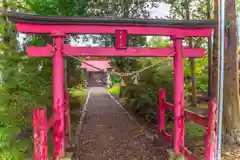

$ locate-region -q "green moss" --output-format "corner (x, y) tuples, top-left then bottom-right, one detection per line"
(108, 84), (121, 95)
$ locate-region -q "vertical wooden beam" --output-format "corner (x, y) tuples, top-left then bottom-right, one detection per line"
(52, 32), (66, 159)
(172, 36), (185, 153)
(158, 88), (166, 135)
(33, 108), (48, 160)
(205, 99), (217, 160)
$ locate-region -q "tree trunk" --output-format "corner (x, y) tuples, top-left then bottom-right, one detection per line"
(223, 0), (240, 145)
(207, 0), (213, 98)
(208, 39), (213, 99)
(185, 0), (197, 107)
(67, 58), (78, 88)
(211, 0), (219, 100)
(2, 0), (9, 45)
(189, 50), (198, 106)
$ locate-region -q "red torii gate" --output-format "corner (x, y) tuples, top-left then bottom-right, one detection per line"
(2, 11), (216, 160)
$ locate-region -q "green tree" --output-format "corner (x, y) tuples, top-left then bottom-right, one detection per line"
(0, 0), (91, 159)
(162, 0), (210, 106)
(148, 36), (171, 48)
(0, 0), (52, 159)
(86, 0), (160, 97)
(27, 0), (90, 88)
(121, 37), (173, 122)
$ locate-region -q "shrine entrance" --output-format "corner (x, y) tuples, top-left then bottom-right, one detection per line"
(81, 59), (111, 87)
(2, 11), (217, 160)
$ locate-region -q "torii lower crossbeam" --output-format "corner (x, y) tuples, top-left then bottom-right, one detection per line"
(26, 45), (205, 57)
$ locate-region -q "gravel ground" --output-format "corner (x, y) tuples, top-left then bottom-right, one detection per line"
(74, 87), (166, 160)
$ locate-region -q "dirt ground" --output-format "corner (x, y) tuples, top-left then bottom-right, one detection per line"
(73, 87), (168, 160)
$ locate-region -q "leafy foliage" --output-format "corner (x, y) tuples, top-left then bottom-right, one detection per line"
(0, 0), (89, 159)
(0, 29), (52, 160)
(121, 57), (174, 122)
(119, 34), (208, 122)
(27, 0), (89, 16)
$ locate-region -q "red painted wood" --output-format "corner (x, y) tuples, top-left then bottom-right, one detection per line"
(173, 37), (184, 153)
(61, 45), (175, 57)
(33, 108), (48, 160)
(165, 102), (174, 112)
(163, 99), (217, 160)
(172, 37), (185, 153)
(16, 23), (213, 37)
(52, 34), (65, 159)
(182, 147), (197, 160)
(158, 89), (166, 135)
(184, 110), (207, 127)
(26, 45), (52, 57)
(162, 130), (197, 160)
(162, 131), (172, 143)
(47, 112), (58, 130)
(183, 48), (205, 58)
(163, 101), (207, 127)
(26, 45), (205, 57)
(205, 99), (217, 160)
(115, 30), (127, 49)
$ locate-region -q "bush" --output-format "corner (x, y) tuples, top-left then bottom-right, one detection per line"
(108, 84), (121, 95)
(121, 58), (174, 122)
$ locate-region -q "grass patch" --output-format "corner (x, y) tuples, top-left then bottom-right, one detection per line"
(69, 87), (86, 104)
(166, 120), (205, 138)
(69, 84), (87, 105)
(108, 84), (120, 95)
(68, 85), (87, 143)
(185, 121), (205, 138)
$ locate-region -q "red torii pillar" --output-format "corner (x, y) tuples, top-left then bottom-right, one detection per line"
(172, 36), (185, 152)
(52, 32), (66, 158)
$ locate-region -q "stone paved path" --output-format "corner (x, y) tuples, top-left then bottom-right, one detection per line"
(75, 87), (165, 160)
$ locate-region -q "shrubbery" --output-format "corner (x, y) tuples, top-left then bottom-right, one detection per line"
(119, 58), (174, 122)
(118, 56), (208, 123)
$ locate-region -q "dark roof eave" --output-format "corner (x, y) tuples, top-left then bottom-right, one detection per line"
(0, 11), (217, 28)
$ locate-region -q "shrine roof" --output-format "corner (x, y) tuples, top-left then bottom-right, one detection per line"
(81, 59), (111, 72)
(1, 11), (216, 28)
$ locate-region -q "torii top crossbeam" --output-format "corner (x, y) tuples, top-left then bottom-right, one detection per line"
(2, 11), (216, 36)
(1, 11), (216, 58)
